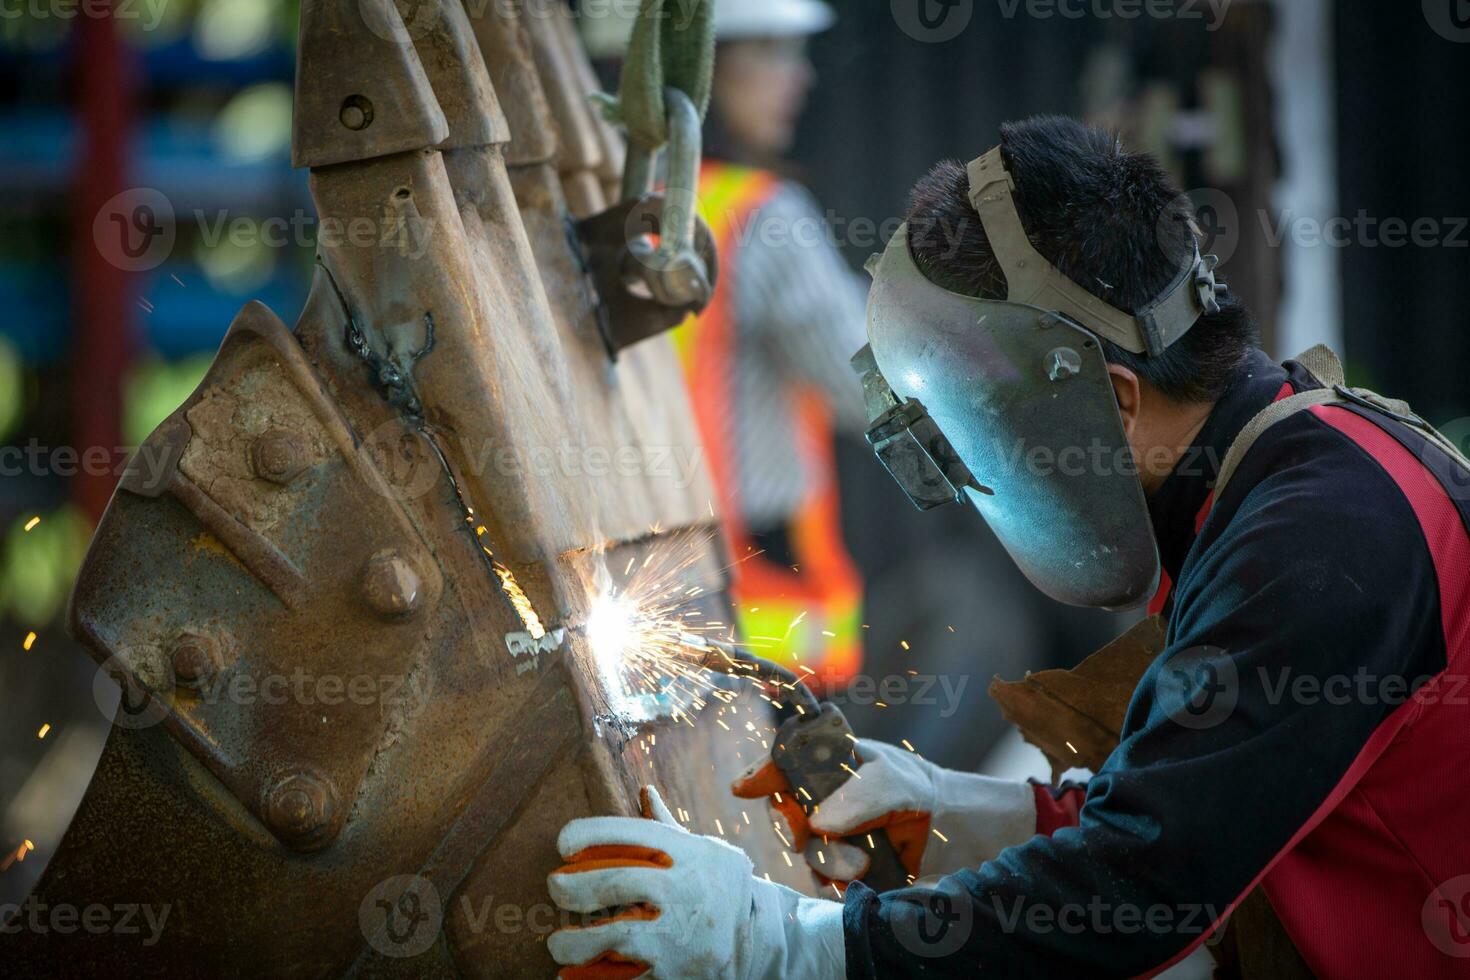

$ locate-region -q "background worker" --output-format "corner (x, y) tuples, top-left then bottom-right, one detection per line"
(546, 116), (1470, 978)
(587, 0), (872, 689)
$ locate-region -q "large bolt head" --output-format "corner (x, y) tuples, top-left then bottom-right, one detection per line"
(251, 429), (309, 484)
(339, 95), (374, 131)
(265, 771), (341, 852)
(361, 552), (422, 618)
(170, 631), (229, 689)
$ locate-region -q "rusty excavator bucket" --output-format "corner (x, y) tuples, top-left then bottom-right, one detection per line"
(9, 1), (798, 975)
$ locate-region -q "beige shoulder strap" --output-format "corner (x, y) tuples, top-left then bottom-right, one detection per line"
(1215, 344), (1469, 500)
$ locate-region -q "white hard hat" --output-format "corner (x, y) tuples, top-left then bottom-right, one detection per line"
(580, 0), (836, 59)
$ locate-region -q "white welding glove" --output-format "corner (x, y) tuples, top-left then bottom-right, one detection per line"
(737, 738), (1038, 884)
(547, 786), (845, 980)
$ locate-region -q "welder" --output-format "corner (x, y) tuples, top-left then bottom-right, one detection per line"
(545, 116), (1470, 978)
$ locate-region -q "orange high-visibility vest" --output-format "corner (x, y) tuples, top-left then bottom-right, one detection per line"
(672, 161), (863, 689)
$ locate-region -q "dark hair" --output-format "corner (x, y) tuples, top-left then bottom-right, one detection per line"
(904, 116), (1256, 403)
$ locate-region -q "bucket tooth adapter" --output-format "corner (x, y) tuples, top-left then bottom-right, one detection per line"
(10, 2), (801, 975)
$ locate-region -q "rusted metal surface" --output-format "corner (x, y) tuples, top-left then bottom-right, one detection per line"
(11, 1), (805, 975)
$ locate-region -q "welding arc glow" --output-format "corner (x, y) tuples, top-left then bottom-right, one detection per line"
(588, 591), (637, 663)
(578, 530), (827, 724)
(580, 531), (748, 722)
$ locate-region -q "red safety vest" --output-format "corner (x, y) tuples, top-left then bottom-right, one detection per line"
(672, 161), (863, 689)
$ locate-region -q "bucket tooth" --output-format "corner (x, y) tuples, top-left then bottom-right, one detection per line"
(461, 0), (557, 167)
(410, 0), (509, 150)
(291, 0), (449, 169)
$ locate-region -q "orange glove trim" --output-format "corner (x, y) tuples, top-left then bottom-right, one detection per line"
(556, 951), (649, 980)
(732, 760), (814, 851)
(736, 760), (934, 881)
(554, 845), (674, 876)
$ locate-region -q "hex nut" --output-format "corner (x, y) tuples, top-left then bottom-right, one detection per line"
(251, 429), (309, 485)
(361, 552), (422, 619)
(169, 631), (231, 689)
(265, 771), (341, 852)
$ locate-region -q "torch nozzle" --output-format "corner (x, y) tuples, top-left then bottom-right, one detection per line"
(677, 632), (822, 714)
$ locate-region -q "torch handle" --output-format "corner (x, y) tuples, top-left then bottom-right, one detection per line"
(689, 644), (912, 890)
(771, 701), (912, 893)
(837, 825), (910, 893)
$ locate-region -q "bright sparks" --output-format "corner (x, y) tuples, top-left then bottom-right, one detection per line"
(23, 516), (40, 532)
(22, 631), (36, 651)
(582, 530), (770, 723)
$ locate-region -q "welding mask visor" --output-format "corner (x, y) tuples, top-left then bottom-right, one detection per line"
(854, 149), (1226, 608)
(856, 225), (1158, 609)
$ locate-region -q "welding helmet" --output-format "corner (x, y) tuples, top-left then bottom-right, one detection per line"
(854, 147), (1222, 609)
